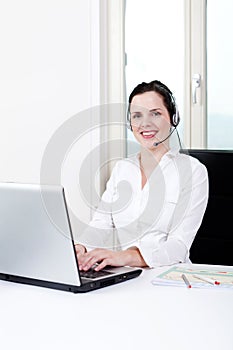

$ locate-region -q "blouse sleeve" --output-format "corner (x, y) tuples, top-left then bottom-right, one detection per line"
(137, 160), (209, 267)
(78, 162), (118, 249)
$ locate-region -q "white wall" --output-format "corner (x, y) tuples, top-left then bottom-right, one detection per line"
(0, 0), (97, 184)
(0, 1), (127, 235)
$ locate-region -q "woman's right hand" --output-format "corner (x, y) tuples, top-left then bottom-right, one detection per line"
(74, 244), (87, 267)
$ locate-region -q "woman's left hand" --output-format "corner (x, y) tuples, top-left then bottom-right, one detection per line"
(78, 247), (147, 271)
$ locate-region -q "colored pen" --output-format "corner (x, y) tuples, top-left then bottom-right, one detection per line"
(193, 274), (220, 285)
(181, 274), (192, 288)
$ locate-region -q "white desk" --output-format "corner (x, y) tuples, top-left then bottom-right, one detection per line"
(1, 265), (233, 350)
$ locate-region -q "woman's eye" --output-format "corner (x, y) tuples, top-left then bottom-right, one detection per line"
(152, 111), (161, 117)
(132, 114), (141, 119)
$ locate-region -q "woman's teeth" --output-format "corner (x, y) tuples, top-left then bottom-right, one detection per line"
(141, 131), (157, 138)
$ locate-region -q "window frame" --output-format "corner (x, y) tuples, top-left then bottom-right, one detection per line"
(184, 0), (207, 148)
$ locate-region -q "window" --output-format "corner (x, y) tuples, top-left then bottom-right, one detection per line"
(125, 0), (185, 154)
(125, 0), (233, 150)
(207, 0), (233, 149)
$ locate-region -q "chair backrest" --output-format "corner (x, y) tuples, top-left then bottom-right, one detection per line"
(182, 149), (233, 265)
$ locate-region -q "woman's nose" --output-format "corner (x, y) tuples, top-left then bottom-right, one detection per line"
(140, 114), (152, 127)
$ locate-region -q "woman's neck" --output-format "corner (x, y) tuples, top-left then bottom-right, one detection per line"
(140, 144), (169, 169)
(139, 144), (169, 189)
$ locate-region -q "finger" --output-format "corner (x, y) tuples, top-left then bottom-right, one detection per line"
(75, 245), (80, 252)
(81, 250), (111, 271)
(80, 249), (111, 270)
(82, 255), (101, 271)
(77, 251), (87, 263)
(80, 249), (104, 266)
(75, 244), (86, 254)
(76, 249), (86, 260)
(94, 259), (110, 271)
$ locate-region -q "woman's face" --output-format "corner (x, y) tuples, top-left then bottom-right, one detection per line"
(130, 91), (171, 150)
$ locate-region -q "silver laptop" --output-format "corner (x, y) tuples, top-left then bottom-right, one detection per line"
(0, 182), (142, 293)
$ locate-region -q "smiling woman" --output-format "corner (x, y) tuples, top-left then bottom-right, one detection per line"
(130, 91), (171, 153)
(75, 80), (209, 272)
(128, 80), (180, 152)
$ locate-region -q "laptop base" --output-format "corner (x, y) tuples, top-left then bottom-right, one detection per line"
(0, 269), (142, 293)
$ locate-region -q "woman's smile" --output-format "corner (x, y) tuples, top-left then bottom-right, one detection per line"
(140, 130), (158, 139)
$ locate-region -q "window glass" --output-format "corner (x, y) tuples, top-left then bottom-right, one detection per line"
(207, 0), (233, 149)
(125, 0), (185, 155)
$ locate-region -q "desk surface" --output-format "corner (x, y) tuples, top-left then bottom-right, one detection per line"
(1, 264), (233, 350)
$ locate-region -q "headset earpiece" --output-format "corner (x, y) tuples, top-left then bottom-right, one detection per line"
(170, 94), (180, 127)
(126, 105), (133, 131)
(126, 120), (132, 130)
(171, 107), (180, 128)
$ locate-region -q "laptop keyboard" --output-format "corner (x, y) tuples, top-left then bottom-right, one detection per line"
(80, 268), (113, 279)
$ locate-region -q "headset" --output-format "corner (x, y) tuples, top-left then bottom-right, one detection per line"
(168, 96), (180, 128)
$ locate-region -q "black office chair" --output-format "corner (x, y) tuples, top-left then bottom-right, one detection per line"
(181, 149), (233, 266)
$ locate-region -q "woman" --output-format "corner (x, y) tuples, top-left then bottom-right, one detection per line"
(75, 80), (209, 271)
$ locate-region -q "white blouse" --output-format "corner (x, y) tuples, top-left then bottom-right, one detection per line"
(79, 149), (209, 267)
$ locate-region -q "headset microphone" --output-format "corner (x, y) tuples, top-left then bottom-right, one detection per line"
(153, 126), (177, 147)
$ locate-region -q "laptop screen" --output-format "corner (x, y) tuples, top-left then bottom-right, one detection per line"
(0, 183), (81, 286)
